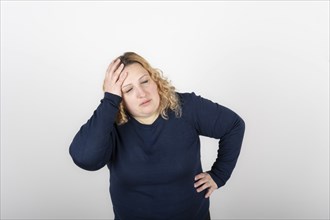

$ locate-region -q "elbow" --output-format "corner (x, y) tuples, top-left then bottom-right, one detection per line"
(69, 144), (105, 171)
(240, 117), (245, 133)
(71, 157), (104, 171)
(236, 114), (245, 135)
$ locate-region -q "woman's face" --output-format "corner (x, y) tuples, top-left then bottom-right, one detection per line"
(121, 63), (160, 124)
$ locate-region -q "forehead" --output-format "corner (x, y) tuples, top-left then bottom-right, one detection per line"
(123, 63), (149, 78)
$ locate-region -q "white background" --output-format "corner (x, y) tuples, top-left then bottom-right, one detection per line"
(1, 1), (329, 219)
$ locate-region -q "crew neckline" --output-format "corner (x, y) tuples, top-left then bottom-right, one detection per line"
(129, 114), (163, 129)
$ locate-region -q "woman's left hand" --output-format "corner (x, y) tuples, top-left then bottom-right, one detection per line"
(194, 172), (218, 198)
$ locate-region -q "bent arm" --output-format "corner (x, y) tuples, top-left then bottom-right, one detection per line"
(207, 113), (245, 188)
(69, 92), (122, 171)
(191, 93), (245, 188)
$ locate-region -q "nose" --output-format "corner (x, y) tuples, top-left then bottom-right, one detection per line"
(136, 85), (146, 98)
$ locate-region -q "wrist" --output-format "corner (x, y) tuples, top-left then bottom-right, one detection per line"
(104, 89), (122, 97)
(104, 92), (122, 106)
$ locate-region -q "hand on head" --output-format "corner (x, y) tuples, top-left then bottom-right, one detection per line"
(103, 59), (128, 97)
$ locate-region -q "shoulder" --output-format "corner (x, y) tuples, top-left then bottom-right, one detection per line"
(175, 92), (205, 120)
(175, 92), (218, 132)
(176, 92), (199, 106)
(176, 92), (214, 109)
(176, 91), (233, 119)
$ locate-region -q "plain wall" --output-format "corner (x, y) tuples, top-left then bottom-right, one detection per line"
(1, 1), (329, 219)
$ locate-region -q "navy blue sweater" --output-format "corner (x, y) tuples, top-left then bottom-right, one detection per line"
(69, 92), (245, 220)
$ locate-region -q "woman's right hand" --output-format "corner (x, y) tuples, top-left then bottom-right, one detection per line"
(103, 59), (128, 97)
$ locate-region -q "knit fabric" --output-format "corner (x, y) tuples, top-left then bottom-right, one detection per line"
(69, 92), (245, 220)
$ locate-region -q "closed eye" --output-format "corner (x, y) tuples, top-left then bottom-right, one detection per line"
(141, 80), (149, 84)
(124, 88), (133, 93)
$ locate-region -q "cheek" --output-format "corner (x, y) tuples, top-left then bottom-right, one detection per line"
(153, 87), (160, 102)
(123, 97), (136, 112)
(150, 83), (159, 96)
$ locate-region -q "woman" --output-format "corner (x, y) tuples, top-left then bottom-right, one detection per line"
(69, 52), (245, 220)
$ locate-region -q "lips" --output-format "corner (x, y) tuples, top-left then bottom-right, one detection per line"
(140, 99), (151, 106)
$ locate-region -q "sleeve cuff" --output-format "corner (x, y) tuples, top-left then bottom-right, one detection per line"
(104, 92), (122, 107)
(207, 170), (226, 189)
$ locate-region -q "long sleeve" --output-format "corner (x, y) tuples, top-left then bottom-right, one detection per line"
(69, 92), (122, 171)
(184, 92), (245, 188)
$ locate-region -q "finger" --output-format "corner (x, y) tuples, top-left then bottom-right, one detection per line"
(194, 178), (209, 188)
(111, 63), (125, 81)
(195, 173), (207, 181)
(116, 71), (128, 86)
(107, 59), (121, 77)
(106, 59), (117, 73)
(205, 187), (215, 198)
(196, 181), (211, 193)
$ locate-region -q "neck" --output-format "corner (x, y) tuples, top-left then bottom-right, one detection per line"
(134, 113), (160, 125)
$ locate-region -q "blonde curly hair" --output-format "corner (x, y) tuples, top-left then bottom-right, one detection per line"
(110, 52), (181, 125)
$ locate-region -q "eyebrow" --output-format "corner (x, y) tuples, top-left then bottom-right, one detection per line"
(122, 74), (148, 88)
